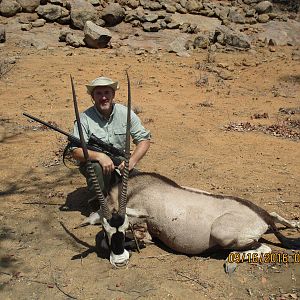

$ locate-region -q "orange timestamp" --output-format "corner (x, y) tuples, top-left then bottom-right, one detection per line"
(228, 252), (300, 264)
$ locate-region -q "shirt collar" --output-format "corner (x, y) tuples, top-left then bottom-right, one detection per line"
(93, 103), (116, 121)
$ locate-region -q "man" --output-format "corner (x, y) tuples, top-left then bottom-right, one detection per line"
(71, 76), (151, 197)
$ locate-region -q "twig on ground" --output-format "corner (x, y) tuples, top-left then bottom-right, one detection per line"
(140, 254), (172, 260)
(176, 271), (211, 289)
(23, 201), (63, 206)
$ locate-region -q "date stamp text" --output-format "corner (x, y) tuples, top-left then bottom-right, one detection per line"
(228, 252), (300, 264)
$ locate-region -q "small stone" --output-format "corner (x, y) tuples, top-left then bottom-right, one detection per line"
(21, 23), (32, 31)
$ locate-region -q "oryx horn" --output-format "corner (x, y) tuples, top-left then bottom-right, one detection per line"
(70, 75), (111, 220)
(118, 70), (131, 216)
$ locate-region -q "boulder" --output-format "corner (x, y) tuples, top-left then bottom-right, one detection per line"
(257, 14), (269, 23)
(175, 3), (187, 14)
(68, 0), (98, 30)
(255, 1), (273, 14)
(21, 23), (32, 31)
(142, 22), (161, 32)
(18, 13), (39, 23)
(66, 33), (85, 47)
(193, 34), (210, 49)
(124, 10), (139, 22)
(142, 13), (159, 23)
(16, 0), (40, 13)
(101, 3), (125, 26)
(0, 25), (6, 43)
(128, 0), (139, 9)
(0, 0), (21, 17)
(215, 25), (251, 49)
(185, 0), (202, 13)
(165, 4), (177, 13)
(49, 0), (67, 6)
(36, 4), (69, 22)
(59, 29), (72, 42)
(214, 7), (229, 21)
(32, 18), (46, 27)
(168, 35), (190, 54)
(83, 20), (112, 48)
(228, 9), (245, 24)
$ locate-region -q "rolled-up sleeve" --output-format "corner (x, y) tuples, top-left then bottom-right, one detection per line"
(130, 112), (151, 145)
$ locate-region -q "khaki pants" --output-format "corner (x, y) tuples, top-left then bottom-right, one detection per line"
(79, 161), (121, 197)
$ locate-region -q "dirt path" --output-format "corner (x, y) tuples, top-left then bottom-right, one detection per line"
(0, 41), (299, 299)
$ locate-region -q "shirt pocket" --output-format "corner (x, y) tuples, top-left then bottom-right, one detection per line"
(113, 126), (126, 149)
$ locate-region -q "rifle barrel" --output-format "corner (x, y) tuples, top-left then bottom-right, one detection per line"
(23, 113), (70, 137)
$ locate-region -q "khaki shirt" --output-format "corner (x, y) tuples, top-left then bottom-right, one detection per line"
(72, 103), (150, 151)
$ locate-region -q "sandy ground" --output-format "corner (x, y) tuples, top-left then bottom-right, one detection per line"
(0, 29), (300, 299)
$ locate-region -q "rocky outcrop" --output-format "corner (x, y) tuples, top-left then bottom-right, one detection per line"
(0, 0), (298, 50)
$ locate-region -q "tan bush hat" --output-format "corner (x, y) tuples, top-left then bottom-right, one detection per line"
(86, 76), (119, 95)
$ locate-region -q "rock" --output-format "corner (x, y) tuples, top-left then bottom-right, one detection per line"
(148, 1), (162, 11)
(0, 0), (21, 17)
(16, 0), (40, 13)
(83, 20), (112, 48)
(89, 0), (99, 6)
(0, 25), (6, 43)
(32, 19), (46, 27)
(193, 34), (210, 49)
(142, 22), (161, 32)
(165, 4), (177, 13)
(68, 0), (98, 30)
(185, 0), (202, 13)
(124, 10), (139, 22)
(256, 20), (300, 46)
(101, 3), (125, 27)
(175, 3), (187, 14)
(218, 69), (234, 80)
(66, 33), (85, 47)
(255, 1), (273, 14)
(257, 14), (269, 23)
(215, 25), (251, 49)
(0, 126), (6, 142)
(126, 0), (139, 9)
(18, 13), (39, 23)
(59, 29), (72, 42)
(245, 8), (256, 17)
(21, 23), (32, 31)
(36, 4), (69, 22)
(246, 17), (257, 24)
(228, 9), (245, 24)
(166, 22), (180, 29)
(142, 13), (159, 23)
(215, 7), (229, 20)
(168, 35), (190, 53)
(31, 39), (48, 50)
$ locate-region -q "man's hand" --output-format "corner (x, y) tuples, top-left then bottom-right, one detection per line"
(118, 160), (135, 173)
(72, 148), (115, 175)
(95, 152), (115, 175)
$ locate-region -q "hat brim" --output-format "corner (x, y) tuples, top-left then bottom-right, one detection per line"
(86, 82), (119, 95)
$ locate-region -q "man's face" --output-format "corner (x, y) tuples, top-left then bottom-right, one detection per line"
(92, 86), (115, 117)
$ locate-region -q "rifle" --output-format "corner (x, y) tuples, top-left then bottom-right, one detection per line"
(23, 112), (125, 166)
